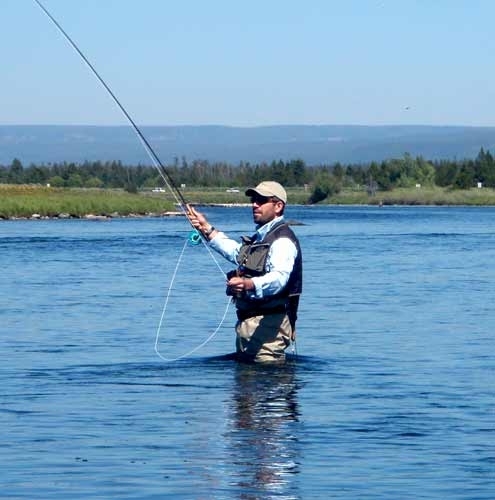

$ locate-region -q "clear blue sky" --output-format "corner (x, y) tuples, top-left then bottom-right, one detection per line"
(3, 0), (495, 127)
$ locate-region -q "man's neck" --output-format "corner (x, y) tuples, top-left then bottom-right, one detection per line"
(255, 215), (284, 238)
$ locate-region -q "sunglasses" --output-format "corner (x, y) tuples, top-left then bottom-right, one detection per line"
(250, 195), (280, 205)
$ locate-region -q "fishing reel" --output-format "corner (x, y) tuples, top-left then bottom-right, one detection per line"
(188, 229), (203, 245)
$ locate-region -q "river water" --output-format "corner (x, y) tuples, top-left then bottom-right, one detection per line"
(1, 205), (494, 499)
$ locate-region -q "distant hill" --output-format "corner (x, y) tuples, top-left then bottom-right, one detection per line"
(2, 124), (495, 166)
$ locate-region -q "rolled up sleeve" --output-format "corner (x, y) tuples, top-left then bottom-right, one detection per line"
(209, 232), (241, 265)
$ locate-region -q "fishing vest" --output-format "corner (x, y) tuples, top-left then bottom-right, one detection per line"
(234, 221), (302, 328)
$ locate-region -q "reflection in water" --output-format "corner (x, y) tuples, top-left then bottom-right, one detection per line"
(224, 362), (301, 499)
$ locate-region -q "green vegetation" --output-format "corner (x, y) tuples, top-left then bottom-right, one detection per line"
(2, 148), (495, 218)
(186, 185), (495, 206)
(326, 186), (495, 206)
(0, 185), (176, 219)
(2, 184), (495, 220)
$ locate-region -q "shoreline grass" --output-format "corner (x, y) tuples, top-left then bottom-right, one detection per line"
(0, 185), (177, 219)
(2, 184), (495, 220)
(326, 186), (495, 206)
(186, 185), (495, 206)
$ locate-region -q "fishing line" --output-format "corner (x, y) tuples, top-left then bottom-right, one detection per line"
(154, 238), (233, 362)
(34, 0), (231, 359)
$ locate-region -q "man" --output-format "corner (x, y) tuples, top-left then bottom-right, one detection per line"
(187, 181), (302, 363)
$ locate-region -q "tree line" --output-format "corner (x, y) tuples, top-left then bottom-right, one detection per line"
(1, 148), (494, 202)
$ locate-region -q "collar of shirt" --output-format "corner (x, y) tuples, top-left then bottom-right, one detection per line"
(254, 215), (285, 242)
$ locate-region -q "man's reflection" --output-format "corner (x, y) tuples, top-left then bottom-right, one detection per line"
(224, 361), (301, 499)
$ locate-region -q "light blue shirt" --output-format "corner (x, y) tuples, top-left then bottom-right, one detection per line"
(209, 216), (298, 299)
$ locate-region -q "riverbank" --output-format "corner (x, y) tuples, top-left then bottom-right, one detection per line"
(327, 186), (495, 206)
(0, 185), (178, 220)
(2, 184), (495, 220)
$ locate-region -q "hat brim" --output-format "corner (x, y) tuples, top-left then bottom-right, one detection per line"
(245, 187), (266, 197)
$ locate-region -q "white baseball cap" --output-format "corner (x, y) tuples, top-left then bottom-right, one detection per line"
(245, 181), (287, 204)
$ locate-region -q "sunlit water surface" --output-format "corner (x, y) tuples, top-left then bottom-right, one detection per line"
(2, 206), (495, 499)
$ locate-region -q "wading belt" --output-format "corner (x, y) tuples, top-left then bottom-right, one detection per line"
(236, 305), (287, 321)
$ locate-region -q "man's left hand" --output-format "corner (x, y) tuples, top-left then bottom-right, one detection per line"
(226, 276), (254, 295)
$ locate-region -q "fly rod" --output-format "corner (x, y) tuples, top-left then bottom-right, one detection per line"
(33, 1), (231, 362)
(33, 0), (189, 212)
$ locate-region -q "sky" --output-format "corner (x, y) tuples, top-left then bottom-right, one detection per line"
(3, 0), (495, 127)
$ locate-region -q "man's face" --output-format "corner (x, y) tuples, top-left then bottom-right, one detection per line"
(250, 194), (284, 226)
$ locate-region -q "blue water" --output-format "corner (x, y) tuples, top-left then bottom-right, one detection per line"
(2, 206), (495, 499)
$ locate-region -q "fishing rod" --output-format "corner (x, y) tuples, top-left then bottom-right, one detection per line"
(34, 0), (230, 361)
(33, 0), (190, 212)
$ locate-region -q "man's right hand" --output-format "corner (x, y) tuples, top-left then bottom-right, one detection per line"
(186, 204), (208, 232)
